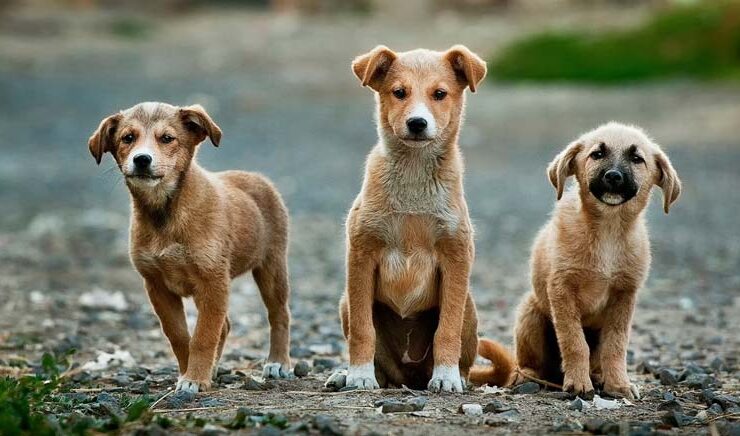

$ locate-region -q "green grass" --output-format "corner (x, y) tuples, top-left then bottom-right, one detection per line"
(490, 1), (740, 83)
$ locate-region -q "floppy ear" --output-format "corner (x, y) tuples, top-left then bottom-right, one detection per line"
(444, 45), (487, 93)
(654, 149), (681, 214)
(352, 45), (397, 91)
(88, 113), (122, 165)
(547, 141), (582, 200)
(180, 105), (222, 146)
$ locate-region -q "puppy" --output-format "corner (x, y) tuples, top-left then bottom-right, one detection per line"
(331, 45), (509, 393)
(88, 102), (292, 393)
(476, 122), (681, 398)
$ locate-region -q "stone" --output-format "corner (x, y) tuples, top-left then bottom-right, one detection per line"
(483, 399), (513, 413)
(242, 377), (266, 391)
(662, 410), (694, 428)
(166, 390), (195, 409)
(459, 403), (483, 416)
(313, 358), (339, 371)
(377, 397), (427, 413)
(293, 360), (310, 378)
(553, 417), (583, 432)
(546, 391), (576, 400)
(659, 368), (678, 386)
(684, 373), (713, 389)
(130, 381), (149, 394)
(312, 415), (342, 435)
(511, 382), (540, 394)
(569, 397), (588, 411)
(657, 400), (683, 413)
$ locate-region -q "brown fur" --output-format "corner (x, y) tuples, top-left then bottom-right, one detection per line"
(338, 46), (487, 392)
(88, 102), (292, 392)
(475, 122), (681, 399)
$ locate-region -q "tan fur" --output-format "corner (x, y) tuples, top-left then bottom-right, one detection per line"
(476, 122), (681, 398)
(88, 102), (292, 392)
(339, 45), (487, 391)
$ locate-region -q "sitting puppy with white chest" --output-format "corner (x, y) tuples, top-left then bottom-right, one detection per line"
(330, 45), (496, 392)
(88, 102), (292, 393)
(481, 122), (681, 399)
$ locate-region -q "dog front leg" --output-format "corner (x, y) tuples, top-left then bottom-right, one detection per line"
(144, 279), (190, 376)
(177, 279), (228, 393)
(548, 278), (594, 398)
(600, 289), (639, 399)
(345, 245), (379, 390)
(429, 245), (471, 393)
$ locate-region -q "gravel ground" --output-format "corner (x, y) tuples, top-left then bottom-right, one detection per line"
(0, 6), (739, 435)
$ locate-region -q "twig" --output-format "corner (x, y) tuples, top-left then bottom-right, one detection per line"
(706, 412), (740, 423)
(71, 387), (125, 393)
(515, 368), (563, 390)
(149, 388), (174, 410)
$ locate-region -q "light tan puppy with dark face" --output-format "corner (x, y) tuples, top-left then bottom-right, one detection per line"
(88, 102), (292, 393)
(329, 45), (508, 393)
(476, 122), (681, 399)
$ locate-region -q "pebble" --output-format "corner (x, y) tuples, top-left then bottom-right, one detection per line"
(256, 427), (281, 436)
(483, 399), (513, 413)
(511, 382), (540, 395)
(662, 391), (676, 401)
(377, 397), (427, 413)
(484, 410), (520, 426)
(583, 418), (608, 433)
(216, 374), (241, 385)
(95, 392), (121, 415)
(166, 390), (196, 408)
(710, 357), (724, 372)
(293, 360), (310, 378)
(657, 400), (683, 413)
(200, 398), (227, 408)
(659, 368), (678, 386)
(636, 360), (659, 376)
(553, 417), (583, 432)
(312, 415), (343, 435)
(313, 358), (339, 371)
(113, 374), (132, 387)
(569, 397), (588, 411)
(662, 410), (694, 428)
(459, 403), (483, 416)
(130, 381), (149, 394)
(546, 391), (575, 400)
(684, 373), (713, 389)
(241, 377), (266, 391)
(324, 372), (346, 391)
(201, 423), (228, 435)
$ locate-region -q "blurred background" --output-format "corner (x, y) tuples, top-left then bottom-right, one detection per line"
(1, 0), (738, 373)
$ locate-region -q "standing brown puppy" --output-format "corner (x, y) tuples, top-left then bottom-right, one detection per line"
(476, 122), (681, 398)
(88, 102), (292, 393)
(332, 46), (489, 392)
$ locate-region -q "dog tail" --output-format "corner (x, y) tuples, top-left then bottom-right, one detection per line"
(468, 338), (515, 387)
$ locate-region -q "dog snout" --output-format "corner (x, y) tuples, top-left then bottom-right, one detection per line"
(406, 117), (428, 134)
(133, 153), (153, 170)
(603, 169), (624, 188)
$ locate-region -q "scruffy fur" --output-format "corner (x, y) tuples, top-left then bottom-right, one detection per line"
(332, 45), (499, 393)
(88, 102), (292, 393)
(475, 122), (681, 399)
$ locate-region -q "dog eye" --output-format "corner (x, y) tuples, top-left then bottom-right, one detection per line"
(161, 134), (175, 144)
(590, 150), (605, 160)
(631, 154), (644, 164)
(392, 88), (406, 100)
(433, 89), (447, 100)
(122, 133), (135, 144)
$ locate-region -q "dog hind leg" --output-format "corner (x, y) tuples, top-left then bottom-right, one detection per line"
(253, 256), (292, 379)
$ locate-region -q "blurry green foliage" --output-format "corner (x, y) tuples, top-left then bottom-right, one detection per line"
(110, 17), (152, 40)
(490, 1), (740, 83)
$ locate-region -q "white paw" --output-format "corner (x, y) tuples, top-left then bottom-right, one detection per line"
(428, 365), (464, 393)
(175, 378), (201, 393)
(346, 363), (379, 390)
(263, 361), (289, 379)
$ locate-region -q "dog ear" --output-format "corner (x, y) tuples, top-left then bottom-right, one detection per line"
(547, 141), (582, 200)
(352, 45), (397, 91)
(88, 113), (122, 165)
(444, 45), (487, 93)
(180, 105), (222, 146)
(654, 149), (681, 214)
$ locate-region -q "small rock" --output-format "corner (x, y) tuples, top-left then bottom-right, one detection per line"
(459, 403), (483, 416)
(313, 358), (339, 371)
(201, 423), (228, 435)
(553, 417), (583, 433)
(293, 360), (310, 378)
(709, 403), (724, 414)
(483, 399), (513, 413)
(339, 386), (357, 392)
(696, 410), (709, 422)
(312, 415), (342, 435)
(659, 368), (678, 386)
(256, 427), (281, 436)
(583, 418), (607, 433)
(662, 410), (694, 428)
(702, 389), (717, 404)
(511, 382), (540, 395)
(663, 391), (676, 401)
(285, 421), (309, 433)
(678, 363), (705, 381)
(710, 357), (724, 372)
(657, 400), (683, 413)
(241, 377), (266, 391)
(217, 374), (241, 385)
(377, 397), (427, 413)
(200, 398), (226, 408)
(130, 381), (149, 394)
(484, 410), (520, 426)
(712, 394), (739, 410)
(113, 374), (132, 387)
(636, 360), (659, 376)
(569, 397), (588, 411)
(166, 390), (196, 408)
(684, 373), (713, 389)
(95, 392), (121, 415)
(546, 391), (576, 400)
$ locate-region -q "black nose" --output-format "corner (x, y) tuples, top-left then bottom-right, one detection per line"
(406, 117), (428, 134)
(133, 154), (152, 169)
(603, 169), (624, 187)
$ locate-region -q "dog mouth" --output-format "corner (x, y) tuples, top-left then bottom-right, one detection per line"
(399, 136), (434, 147)
(589, 186), (638, 206)
(126, 174), (163, 180)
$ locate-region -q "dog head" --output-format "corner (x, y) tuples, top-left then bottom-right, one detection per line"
(89, 102), (221, 196)
(548, 122), (681, 214)
(352, 45), (486, 149)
